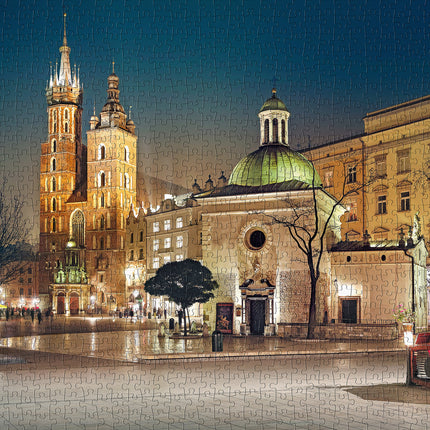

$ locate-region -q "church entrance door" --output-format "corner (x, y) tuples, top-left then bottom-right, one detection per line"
(70, 294), (79, 315)
(250, 299), (265, 335)
(57, 295), (65, 315)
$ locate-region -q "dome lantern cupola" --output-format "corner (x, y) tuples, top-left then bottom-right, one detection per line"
(258, 88), (290, 147)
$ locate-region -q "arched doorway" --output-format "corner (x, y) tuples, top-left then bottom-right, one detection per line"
(70, 292), (79, 315)
(57, 293), (65, 315)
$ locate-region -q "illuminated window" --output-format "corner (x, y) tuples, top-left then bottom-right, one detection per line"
(163, 255), (171, 264)
(153, 222), (159, 233)
(176, 236), (183, 248)
(153, 239), (159, 251)
(176, 254), (184, 262)
(176, 217), (183, 228)
(98, 144), (106, 160)
(324, 170), (333, 188)
(153, 257), (159, 269)
(164, 219), (171, 231)
(164, 237), (171, 249)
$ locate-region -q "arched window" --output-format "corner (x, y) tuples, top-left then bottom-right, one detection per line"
(107, 235), (111, 249)
(51, 158), (56, 172)
(100, 215), (105, 230)
(53, 110), (57, 133)
(71, 210), (85, 247)
(130, 233), (134, 243)
(264, 119), (269, 143)
(139, 230), (144, 242)
(45, 178), (48, 191)
(100, 193), (105, 208)
(281, 120), (286, 143)
(51, 177), (56, 192)
(100, 237), (105, 250)
(124, 173), (129, 190)
(52, 218), (56, 233)
(51, 139), (57, 153)
(64, 109), (69, 133)
(52, 198), (56, 212)
(98, 144), (106, 160)
(272, 119), (278, 143)
(98, 171), (105, 187)
(124, 146), (130, 162)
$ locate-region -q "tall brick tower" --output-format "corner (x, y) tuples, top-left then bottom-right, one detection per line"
(39, 14), (85, 305)
(86, 63), (137, 307)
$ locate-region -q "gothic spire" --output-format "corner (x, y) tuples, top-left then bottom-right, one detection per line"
(58, 13), (72, 86)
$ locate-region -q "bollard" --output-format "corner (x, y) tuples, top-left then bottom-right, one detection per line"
(212, 330), (223, 352)
(169, 318), (175, 330)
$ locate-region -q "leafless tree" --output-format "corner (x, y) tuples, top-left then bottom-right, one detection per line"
(0, 182), (33, 285)
(264, 163), (373, 339)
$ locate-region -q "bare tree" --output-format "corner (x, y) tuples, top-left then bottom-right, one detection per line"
(0, 183), (33, 285)
(264, 163), (372, 339)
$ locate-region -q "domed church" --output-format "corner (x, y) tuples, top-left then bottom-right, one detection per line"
(195, 89), (344, 337)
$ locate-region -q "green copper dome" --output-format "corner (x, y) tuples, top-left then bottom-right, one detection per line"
(228, 144), (322, 187)
(259, 90), (289, 113)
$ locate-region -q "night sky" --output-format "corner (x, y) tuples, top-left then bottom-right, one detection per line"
(1, 0), (429, 243)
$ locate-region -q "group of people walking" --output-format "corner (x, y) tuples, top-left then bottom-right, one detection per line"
(1, 307), (52, 324)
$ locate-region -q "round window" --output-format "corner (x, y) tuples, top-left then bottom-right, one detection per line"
(246, 229), (266, 250)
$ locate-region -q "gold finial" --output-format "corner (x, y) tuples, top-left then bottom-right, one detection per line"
(129, 105), (132, 118)
(63, 12), (67, 46)
(112, 60), (115, 74)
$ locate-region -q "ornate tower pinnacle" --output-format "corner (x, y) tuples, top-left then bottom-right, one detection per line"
(58, 13), (72, 86)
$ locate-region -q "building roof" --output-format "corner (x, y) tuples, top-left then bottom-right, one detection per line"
(196, 179), (317, 198)
(228, 144), (322, 188)
(259, 89), (289, 113)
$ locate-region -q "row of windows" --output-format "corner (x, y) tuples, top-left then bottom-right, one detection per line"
(346, 191), (411, 221)
(97, 144), (130, 162)
(96, 171), (132, 190)
(152, 236), (183, 251)
(92, 236), (124, 250)
(50, 108), (72, 135)
(263, 118), (286, 144)
(152, 217), (183, 233)
(324, 151), (411, 188)
(130, 231), (145, 243)
(45, 176), (61, 192)
(152, 254), (184, 269)
(376, 191), (410, 214)
(129, 249), (145, 261)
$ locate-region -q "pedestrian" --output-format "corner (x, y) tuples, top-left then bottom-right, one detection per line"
(164, 309), (167, 319)
(37, 310), (42, 324)
(178, 309), (183, 328)
(5, 308), (9, 321)
(31, 308), (35, 322)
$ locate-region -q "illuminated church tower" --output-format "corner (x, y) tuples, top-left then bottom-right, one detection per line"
(85, 64), (137, 307)
(39, 14), (85, 297)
